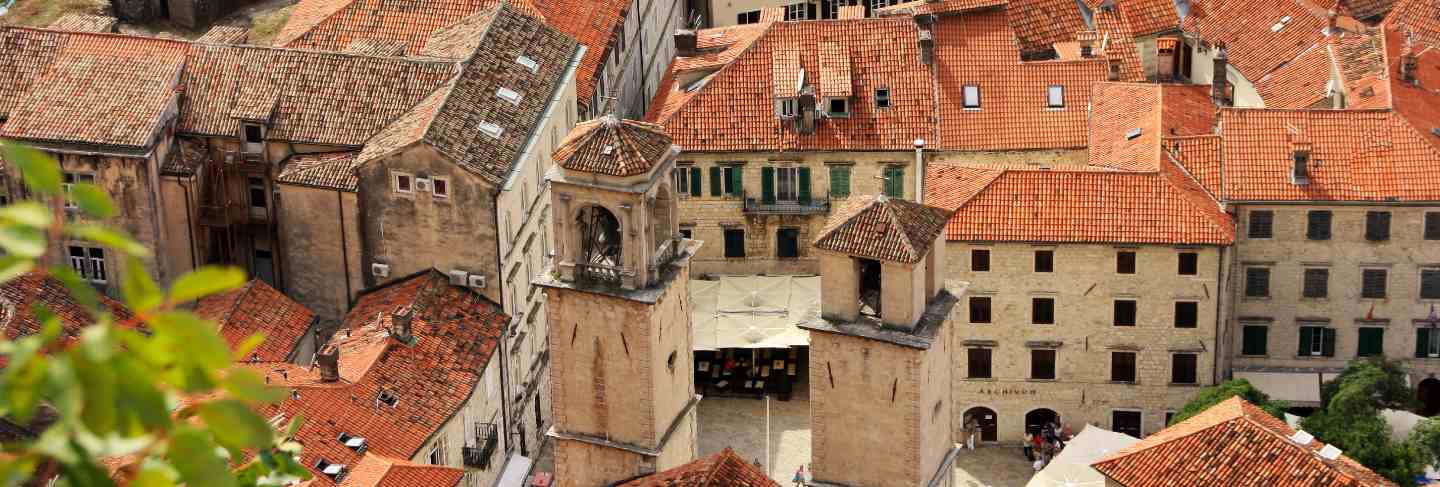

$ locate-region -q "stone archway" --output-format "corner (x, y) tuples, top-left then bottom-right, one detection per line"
(1025, 408), (1059, 436)
(963, 406), (998, 442)
(1419, 378), (1440, 417)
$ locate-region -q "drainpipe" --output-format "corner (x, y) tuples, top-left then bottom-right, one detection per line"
(913, 138), (926, 204)
(181, 177), (198, 270)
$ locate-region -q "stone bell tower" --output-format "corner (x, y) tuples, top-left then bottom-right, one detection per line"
(536, 116), (701, 487)
(800, 195), (960, 487)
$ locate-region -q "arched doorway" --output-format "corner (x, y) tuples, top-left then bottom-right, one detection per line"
(1419, 378), (1440, 416)
(1025, 408), (1059, 436)
(576, 205), (621, 266)
(963, 407), (998, 442)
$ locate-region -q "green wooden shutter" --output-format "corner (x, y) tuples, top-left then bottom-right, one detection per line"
(885, 166), (904, 198)
(1358, 328), (1383, 357)
(1321, 328), (1336, 357)
(689, 168), (702, 197)
(1419, 328), (1430, 358)
(709, 167), (722, 196)
(762, 167), (775, 204)
(798, 167), (811, 205)
(1298, 327), (1313, 356)
(830, 166), (850, 198)
(1242, 326), (1268, 356)
(730, 167), (743, 196)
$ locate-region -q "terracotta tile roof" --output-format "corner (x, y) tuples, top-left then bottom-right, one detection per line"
(1333, 29), (1389, 108)
(935, 9), (1110, 150)
(1168, 135), (1223, 197)
(0, 27), (65, 121)
(1089, 83), (1164, 171)
(277, 151), (361, 191)
(248, 270), (506, 486)
(195, 24), (250, 44)
(1207, 108), (1440, 201)
(813, 194), (953, 264)
(1089, 5), (1147, 82)
(1386, 0), (1440, 46)
(1381, 24), (1440, 155)
(1255, 42), (1336, 108)
(1183, 0), (1341, 99)
(353, 4), (579, 184)
(1107, 0), (1183, 36)
(876, 0), (1009, 17)
(619, 448), (780, 487)
(0, 28), (188, 149)
(1092, 397), (1397, 487)
(47, 13), (117, 32)
(530, 0), (633, 105)
(647, 18), (937, 152)
(929, 159), (1234, 244)
(817, 42), (852, 97)
(343, 38), (408, 56)
(338, 453), (463, 487)
(416, 7), (499, 59)
(195, 280), (315, 363)
(0, 271), (140, 367)
(1007, 0), (1090, 53)
(1346, 0), (1396, 18)
(178, 43), (457, 147)
(554, 116), (674, 176)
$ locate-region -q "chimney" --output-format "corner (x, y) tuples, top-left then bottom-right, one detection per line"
(1326, 9), (1338, 35)
(391, 306), (414, 343)
(918, 29), (936, 66)
(797, 86), (817, 135)
(1402, 36), (1418, 83)
(316, 345), (340, 382)
(1211, 47), (1231, 106)
(1108, 58), (1122, 81)
(674, 29), (698, 57)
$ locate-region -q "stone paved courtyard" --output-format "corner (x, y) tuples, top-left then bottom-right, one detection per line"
(697, 376), (1036, 486)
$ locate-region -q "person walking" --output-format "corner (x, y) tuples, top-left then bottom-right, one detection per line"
(963, 415), (980, 450)
(793, 465), (806, 486)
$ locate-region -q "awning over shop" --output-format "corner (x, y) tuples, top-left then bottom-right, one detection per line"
(1233, 370), (1339, 406)
(1025, 424), (1139, 487)
(690, 275), (818, 350)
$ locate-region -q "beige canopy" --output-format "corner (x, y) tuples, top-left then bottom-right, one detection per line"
(1233, 370), (1340, 406)
(689, 275), (818, 351)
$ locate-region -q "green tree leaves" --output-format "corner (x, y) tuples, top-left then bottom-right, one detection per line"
(1301, 359), (1427, 486)
(1169, 379), (1288, 426)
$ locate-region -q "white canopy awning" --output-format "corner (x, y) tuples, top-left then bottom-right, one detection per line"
(1024, 424), (1139, 487)
(1233, 370), (1338, 406)
(690, 275), (816, 350)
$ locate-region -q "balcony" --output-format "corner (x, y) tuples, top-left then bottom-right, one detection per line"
(461, 423), (498, 470)
(742, 190), (831, 215)
(575, 262), (626, 286)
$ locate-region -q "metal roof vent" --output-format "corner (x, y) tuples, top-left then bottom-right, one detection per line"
(516, 55), (539, 73)
(1290, 430), (1314, 445)
(496, 87), (523, 105)
(1319, 444), (1342, 460)
(1125, 128), (1143, 140)
(602, 145), (615, 155)
(479, 121), (504, 139)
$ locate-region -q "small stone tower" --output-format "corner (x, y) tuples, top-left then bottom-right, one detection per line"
(800, 195), (959, 487)
(537, 117), (700, 487)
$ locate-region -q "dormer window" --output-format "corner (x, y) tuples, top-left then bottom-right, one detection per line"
(1292, 150), (1311, 184)
(337, 433), (367, 452)
(516, 55), (539, 73)
(496, 87), (523, 105)
(478, 121), (504, 139)
(315, 459), (347, 480)
(378, 390), (399, 407)
(1047, 85), (1065, 108)
(827, 98), (849, 118)
(1125, 128), (1143, 140)
(778, 98), (798, 118)
(963, 85), (981, 109)
(242, 123), (265, 154)
(875, 88), (891, 108)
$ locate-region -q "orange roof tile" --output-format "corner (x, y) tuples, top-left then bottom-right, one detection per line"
(929, 160), (1234, 244)
(935, 9), (1110, 150)
(1090, 5), (1147, 82)
(1088, 83), (1216, 171)
(818, 42), (852, 97)
(0, 28), (188, 149)
(0, 271), (140, 344)
(1346, 0), (1396, 18)
(1205, 108), (1440, 201)
(276, 152), (361, 192)
(1333, 29), (1389, 108)
(814, 195), (953, 264)
(47, 13), (117, 32)
(620, 448), (780, 487)
(1255, 42), (1335, 108)
(250, 270), (506, 486)
(0, 28), (65, 121)
(1113, 0), (1183, 35)
(338, 453), (463, 487)
(1092, 397), (1396, 487)
(1385, 0), (1440, 46)
(1382, 25), (1440, 155)
(647, 18), (937, 152)
(195, 280), (315, 363)
(1007, 0), (1090, 53)
(877, 0), (1009, 17)
(1184, 0), (1342, 101)
(554, 116), (674, 176)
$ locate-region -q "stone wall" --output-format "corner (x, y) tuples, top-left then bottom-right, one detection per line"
(809, 331), (928, 486)
(275, 184), (362, 321)
(420, 359), (506, 487)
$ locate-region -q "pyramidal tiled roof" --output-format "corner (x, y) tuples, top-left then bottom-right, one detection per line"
(194, 279), (314, 363)
(336, 453), (464, 487)
(813, 195), (953, 264)
(619, 448), (781, 487)
(554, 116), (674, 177)
(1092, 397), (1396, 487)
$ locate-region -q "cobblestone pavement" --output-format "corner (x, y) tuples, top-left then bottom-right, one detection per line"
(952, 445), (1037, 487)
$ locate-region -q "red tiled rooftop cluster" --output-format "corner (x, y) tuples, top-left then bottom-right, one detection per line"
(195, 280), (316, 363)
(554, 116), (675, 177)
(619, 448), (780, 487)
(813, 195), (953, 264)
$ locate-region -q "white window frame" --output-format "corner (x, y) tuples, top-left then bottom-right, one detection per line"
(963, 85), (982, 109)
(63, 172), (96, 210)
(672, 167), (690, 195)
(778, 97), (798, 118)
(776, 166), (799, 202)
(826, 97), (850, 117)
(393, 172), (414, 194)
(875, 88), (891, 108)
(1047, 85), (1065, 108)
(784, 2), (809, 20)
(68, 245), (107, 284)
(433, 176), (450, 199)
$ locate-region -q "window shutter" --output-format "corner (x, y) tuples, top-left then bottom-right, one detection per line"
(1299, 327), (1313, 356)
(830, 166), (850, 198)
(886, 167), (905, 198)
(762, 167), (775, 204)
(709, 167), (722, 196)
(730, 167), (744, 195)
(798, 167), (811, 205)
(1322, 328), (1336, 357)
(1418, 328), (1430, 358)
(689, 168), (702, 197)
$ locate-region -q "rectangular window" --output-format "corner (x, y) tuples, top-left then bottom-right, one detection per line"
(776, 167), (798, 202)
(784, 2), (809, 20)
(243, 124), (264, 144)
(723, 229), (745, 258)
(971, 249), (990, 272)
(1114, 300), (1137, 327)
(963, 85), (981, 108)
(1422, 269), (1440, 299)
(1171, 354), (1198, 384)
(394, 172), (413, 193)
(673, 167), (690, 195)
(1358, 328), (1385, 357)
(1303, 268), (1329, 298)
(776, 228), (800, 258)
(679, 228), (693, 239)
(1174, 302), (1198, 328)
(1241, 325), (1268, 356)
(736, 10), (760, 24)
(1307, 210), (1332, 240)
(1426, 212), (1440, 240)
(1034, 250), (1054, 273)
(433, 177), (449, 199)
(248, 177), (266, 209)
(969, 297), (992, 323)
(875, 88), (891, 108)
(1298, 326), (1337, 357)
(1417, 328), (1440, 358)
(62, 172), (95, 210)
(1248, 210), (1273, 239)
(883, 166), (905, 198)
(829, 166), (851, 198)
(1178, 252), (1198, 275)
(1366, 211), (1391, 241)
(779, 98), (798, 118)
(827, 98), (849, 117)
(1046, 85), (1064, 108)
(68, 245), (107, 284)
(967, 348), (992, 379)
(722, 166), (741, 197)
(1030, 349), (1056, 380)
(1112, 411), (1142, 438)
(1116, 251), (1136, 274)
(1111, 352), (1136, 383)
(1245, 267), (1270, 297)
(1362, 268), (1387, 299)
(1032, 297), (1055, 325)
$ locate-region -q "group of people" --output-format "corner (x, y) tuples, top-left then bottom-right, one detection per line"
(1025, 421), (1070, 472)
